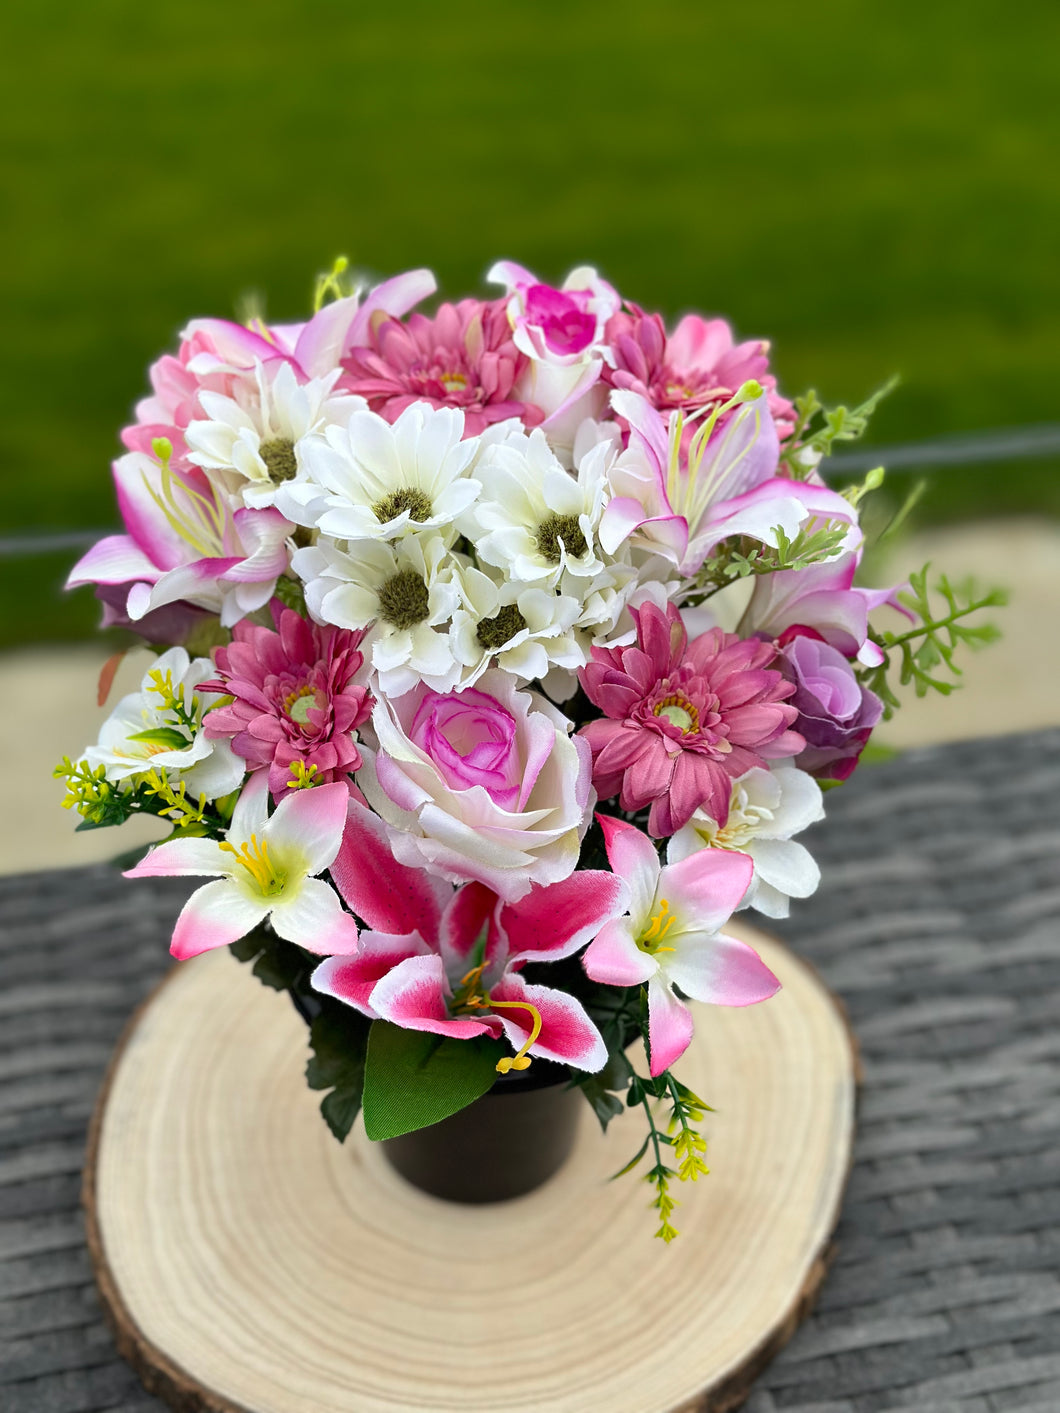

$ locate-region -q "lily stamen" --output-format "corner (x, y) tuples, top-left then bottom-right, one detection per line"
(219, 833), (283, 896)
(488, 998), (544, 1074)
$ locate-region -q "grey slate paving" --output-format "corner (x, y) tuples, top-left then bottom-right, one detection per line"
(1, 728), (1059, 1412)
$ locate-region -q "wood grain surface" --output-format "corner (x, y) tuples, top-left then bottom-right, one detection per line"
(84, 921), (857, 1413)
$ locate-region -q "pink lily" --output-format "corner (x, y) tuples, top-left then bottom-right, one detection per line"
(601, 387), (808, 576)
(583, 816), (778, 1075)
(738, 551), (910, 668)
(312, 801), (622, 1073)
(68, 448), (293, 629)
(124, 774), (359, 960)
(183, 269), (438, 383)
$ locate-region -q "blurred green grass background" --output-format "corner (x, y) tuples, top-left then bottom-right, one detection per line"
(2, 0), (1058, 648)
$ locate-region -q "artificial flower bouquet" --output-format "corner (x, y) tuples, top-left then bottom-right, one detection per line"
(57, 259), (1002, 1241)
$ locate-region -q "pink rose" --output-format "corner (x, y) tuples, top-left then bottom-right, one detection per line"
(360, 671), (593, 901)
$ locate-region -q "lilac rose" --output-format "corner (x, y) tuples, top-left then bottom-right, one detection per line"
(779, 632), (882, 782)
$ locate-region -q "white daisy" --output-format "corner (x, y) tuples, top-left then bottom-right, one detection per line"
(666, 766), (825, 919)
(293, 533), (461, 698)
(184, 361), (362, 509)
(467, 427), (611, 585)
(279, 402), (481, 543)
(450, 565), (585, 687)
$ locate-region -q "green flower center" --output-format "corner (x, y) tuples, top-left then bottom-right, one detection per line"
(373, 487), (434, 525)
(377, 569), (430, 629)
(476, 604), (528, 651)
(535, 513), (588, 564)
(259, 437), (298, 483)
(653, 693), (699, 735)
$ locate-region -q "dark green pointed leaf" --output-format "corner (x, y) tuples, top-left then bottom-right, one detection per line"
(362, 1020), (503, 1140)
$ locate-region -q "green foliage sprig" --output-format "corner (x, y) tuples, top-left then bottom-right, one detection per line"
(687, 519), (850, 604)
(860, 567), (1007, 717)
(613, 1068), (713, 1244)
(781, 377), (899, 475)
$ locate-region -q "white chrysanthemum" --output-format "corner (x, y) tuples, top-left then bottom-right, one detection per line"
(293, 533), (461, 698)
(184, 362), (363, 509)
(468, 427), (611, 585)
(667, 766), (824, 919)
(84, 648), (244, 801)
(278, 402), (480, 543)
(450, 565), (585, 687)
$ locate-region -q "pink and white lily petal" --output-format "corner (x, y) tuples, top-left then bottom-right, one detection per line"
(597, 814), (660, 922)
(268, 782), (350, 876)
(661, 848), (755, 939)
(170, 879), (270, 961)
(66, 534), (160, 590)
(664, 931), (780, 1008)
(500, 869), (627, 964)
(123, 835), (229, 880)
(488, 973), (608, 1071)
(330, 799), (449, 937)
(646, 979), (695, 1076)
(369, 954), (497, 1040)
(268, 876), (359, 955)
(582, 916), (657, 987)
(311, 932), (432, 1017)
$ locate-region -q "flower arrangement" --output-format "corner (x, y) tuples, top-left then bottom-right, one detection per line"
(57, 259), (1003, 1241)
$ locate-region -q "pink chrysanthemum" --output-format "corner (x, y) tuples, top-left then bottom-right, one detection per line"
(340, 298), (543, 436)
(202, 606), (372, 798)
(578, 603), (802, 837)
(604, 306), (796, 439)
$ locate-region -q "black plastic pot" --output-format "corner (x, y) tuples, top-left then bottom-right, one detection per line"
(381, 1059), (582, 1203)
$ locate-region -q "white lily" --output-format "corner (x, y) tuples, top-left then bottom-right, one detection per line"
(125, 774), (358, 960)
(667, 766), (825, 918)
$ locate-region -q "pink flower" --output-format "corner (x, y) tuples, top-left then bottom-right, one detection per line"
(340, 299), (541, 436)
(487, 261), (622, 451)
(601, 388), (809, 577)
(605, 307), (796, 439)
(66, 449), (293, 630)
(202, 606), (372, 798)
(737, 550), (908, 669)
(360, 670), (592, 901)
(312, 801), (622, 1072)
(579, 603), (801, 836)
(777, 632), (883, 782)
(125, 774), (359, 961)
(583, 816), (777, 1075)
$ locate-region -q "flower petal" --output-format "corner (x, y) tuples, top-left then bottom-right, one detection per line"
(488, 974), (607, 1072)
(662, 847), (754, 936)
(647, 979), (695, 1076)
(666, 931), (781, 1008)
(268, 876), (359, 955)
(370, 953), (495, 1039)
(330, 799), (449, 938)
(311, 931), (430, 1015)
(170, 879), (269, 960)
(267, 781), (350, 876)
(124, 835), (228, 879)
(596, 814), (660, 923)
(501, 869), (627, 963)
(582, 917), (656, 987)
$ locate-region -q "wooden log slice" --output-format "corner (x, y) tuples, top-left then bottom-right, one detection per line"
(84, 922), (857, 1413)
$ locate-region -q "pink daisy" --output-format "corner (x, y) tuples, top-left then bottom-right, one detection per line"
(340, 298), (543, 435)
(578, 603), (802, 837)
(605, 306), (796, 439)
(202, 606), (372, 798)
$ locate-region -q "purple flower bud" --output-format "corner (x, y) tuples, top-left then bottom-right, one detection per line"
(779, 633), (882, 782)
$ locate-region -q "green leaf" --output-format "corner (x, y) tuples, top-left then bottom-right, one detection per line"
(575, 1048), (633, 1132)
(361, 1020), (504, 1140)
(306, 1008), (370, 1143)
(609, 1133), (651, 1180)
(127, 726), (190, 751)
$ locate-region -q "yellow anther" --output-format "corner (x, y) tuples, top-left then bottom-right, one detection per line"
(488, 998), (543, 1074)
(220, 833), (284, 896)
(638, 899), (678, 955)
